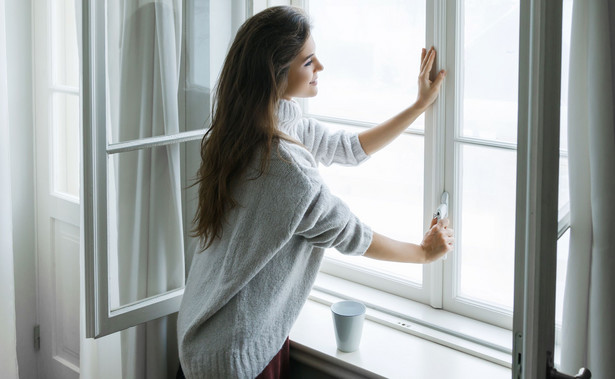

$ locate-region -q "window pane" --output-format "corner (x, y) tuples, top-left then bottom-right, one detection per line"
(558, 0), (573, 220)
(555, 1), (572, 367)
(461, 0), (519, 144)
(51, 0), (79, 88)
(306, 0), (426, 129)
(554, 228), (570, 367)
(558, 155), (569, 215)
(107, 141), (199, 309)
(457, 144), (516, 310)
(320, 123), (424, 285)
(52, 93), (80, 198)
(559, 0), (573, 154)
(105, 0), (209, 143)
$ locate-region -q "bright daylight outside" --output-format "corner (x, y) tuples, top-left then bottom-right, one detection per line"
(305, 0), (572, 326)
(303, 0), (571, 320)
(308, 0), (426, 286)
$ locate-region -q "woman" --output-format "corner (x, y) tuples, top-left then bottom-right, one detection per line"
(177, 6), (452, 378)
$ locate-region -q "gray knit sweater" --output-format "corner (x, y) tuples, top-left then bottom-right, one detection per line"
(177, 99), (373, 378)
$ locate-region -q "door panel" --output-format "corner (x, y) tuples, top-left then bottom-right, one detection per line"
(34, 0), (81, 377)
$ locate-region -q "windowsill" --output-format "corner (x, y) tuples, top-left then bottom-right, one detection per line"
(289, 273), (512, 378)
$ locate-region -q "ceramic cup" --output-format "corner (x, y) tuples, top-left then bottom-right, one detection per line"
(331, 300), (366, 352)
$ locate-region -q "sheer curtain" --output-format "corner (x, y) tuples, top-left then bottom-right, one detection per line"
(561, 0), (615, 377)
(0, 0), (19, 377)
(110, 1), (184, 378)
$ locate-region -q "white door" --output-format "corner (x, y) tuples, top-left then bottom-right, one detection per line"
(34, 0), (81, 377)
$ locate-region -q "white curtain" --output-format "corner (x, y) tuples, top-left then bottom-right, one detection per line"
(0, 0), (19, 377)
(561, 0), (615, 377)
(111, 1), (184, 378)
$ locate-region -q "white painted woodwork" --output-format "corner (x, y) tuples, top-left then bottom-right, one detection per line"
(34, 0), (81, 377)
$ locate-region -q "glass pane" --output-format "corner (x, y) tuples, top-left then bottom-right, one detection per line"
(186, 0), (212, 136)
(52, 93), (80, 198)
(555, 1), (573, 368)
(457, 144), (516, 310)
(558, 0), (573, 220)
(558, 155), (569, 215)
(51, 0), (79, 88)
(306, 0), (426, 129)
(554, 229), (570, 366)
(559, 0), (573, 154)
(320, 123), (424, 285)
(107, 140), (200, 309)
(461, 0), (520, 144)
(106, 0), (210, 143)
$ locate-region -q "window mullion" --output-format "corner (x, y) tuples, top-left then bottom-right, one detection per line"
(423, 0), (448, 310)
(441, 0), (461, 315)
(105, 130), (205, 155)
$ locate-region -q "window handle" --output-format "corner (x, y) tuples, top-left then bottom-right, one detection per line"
(550, 367), (591, 379)
(433, 192), (449, 261)
(434, 192), (449, 221)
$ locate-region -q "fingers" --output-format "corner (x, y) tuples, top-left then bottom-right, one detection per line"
(420, 46), (434, 73)
(437, 217), (449, 229)
(421, 47), (436, 77)
(430, 216), (438, 228)
(433, 69), (447, 88)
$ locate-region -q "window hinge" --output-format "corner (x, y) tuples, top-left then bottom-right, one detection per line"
(34, 325), (40, 351)
(514, 332), (523, 379)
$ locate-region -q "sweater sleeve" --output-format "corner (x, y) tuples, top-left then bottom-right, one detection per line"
(299, 118), (370, 167)
(294, 180), (373, 256)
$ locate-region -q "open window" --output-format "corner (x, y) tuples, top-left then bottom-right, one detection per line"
(84, 2), (573, 362)
(83, 0), (244, 338)
(286, 0), (572, 333)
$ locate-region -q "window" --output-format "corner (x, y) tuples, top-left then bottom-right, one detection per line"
(51, 0), (80, 200)
(289, 0), (572, 330)
(84, 0), (245, 337)
(85, 0), (572, 343)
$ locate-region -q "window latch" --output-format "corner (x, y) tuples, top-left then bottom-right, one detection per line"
(433, 192), (449, 221)
(433, 192), (450, 260)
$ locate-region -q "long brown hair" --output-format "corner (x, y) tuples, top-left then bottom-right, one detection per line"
(192, 6), (311, 250)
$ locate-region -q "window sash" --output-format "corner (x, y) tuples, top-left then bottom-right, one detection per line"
(296, 0), (543, 329)
(84, 0), (249, 338)
(83, 0), (189, 338)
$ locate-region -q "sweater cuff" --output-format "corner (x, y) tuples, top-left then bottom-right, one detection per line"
(349, 222), (373, 257)
(351, 133), (370, 164)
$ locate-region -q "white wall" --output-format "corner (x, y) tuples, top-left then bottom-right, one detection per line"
(5, 0), (38, 378)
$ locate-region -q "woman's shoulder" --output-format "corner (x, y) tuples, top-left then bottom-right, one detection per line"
(275, 139), (320, 177)
(244, 139), (321, 193)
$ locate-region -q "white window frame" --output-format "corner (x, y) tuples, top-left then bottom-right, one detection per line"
(289, 0), (572, 332)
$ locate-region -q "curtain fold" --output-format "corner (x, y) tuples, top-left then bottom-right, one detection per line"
(561, 0), (615, 377)
(0, 0), (19, 377)
(113, 1), (184, 378)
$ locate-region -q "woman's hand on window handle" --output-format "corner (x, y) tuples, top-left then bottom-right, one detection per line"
(420, 217), (454, 263)
(358, 47), (446, 156)
(364, 218), (454, 264)
(415, 46), (447, 112)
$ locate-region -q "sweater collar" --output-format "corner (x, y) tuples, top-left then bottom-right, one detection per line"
(277, 98), (302, 126)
